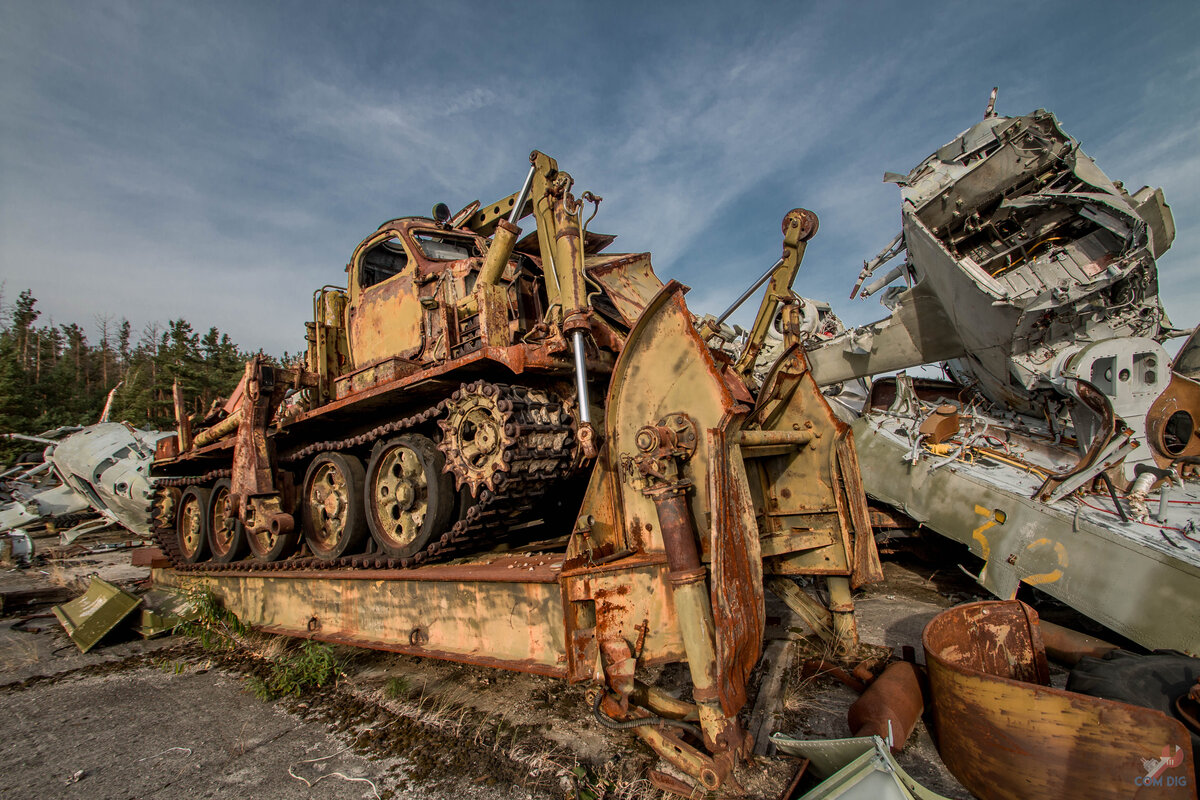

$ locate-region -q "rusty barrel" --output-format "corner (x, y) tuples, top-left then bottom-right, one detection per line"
(923, 600), (1196, 800)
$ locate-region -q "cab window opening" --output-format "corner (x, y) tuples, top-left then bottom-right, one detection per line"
(412, 231), (480, 261)
(360, 237), (409, 289)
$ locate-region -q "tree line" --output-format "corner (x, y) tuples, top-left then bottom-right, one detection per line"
(0, 288), (257, 457)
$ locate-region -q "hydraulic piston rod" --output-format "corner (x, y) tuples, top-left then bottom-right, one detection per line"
(572, 329), (592, 425)
(715, 258), (783, 327)
(508, 163), (537, 225)
(479, 162), (539, 287)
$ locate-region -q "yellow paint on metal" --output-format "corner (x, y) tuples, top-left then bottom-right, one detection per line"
(971, 504), (997, 562)
(1022, 538), (1068, 586)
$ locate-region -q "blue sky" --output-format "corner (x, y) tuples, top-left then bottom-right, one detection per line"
(1, 1), (1197, 357)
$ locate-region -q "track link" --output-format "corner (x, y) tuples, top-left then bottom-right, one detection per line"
(151, 381), (577, 573)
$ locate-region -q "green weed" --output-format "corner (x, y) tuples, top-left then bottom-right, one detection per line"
(384, 675), (412, 699)
(567, 764), (617, 800)
(247, 639), (344, 701)
(176, 587), (250, 652)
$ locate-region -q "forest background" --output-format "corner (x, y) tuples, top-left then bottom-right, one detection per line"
(0, 287), (260, 460)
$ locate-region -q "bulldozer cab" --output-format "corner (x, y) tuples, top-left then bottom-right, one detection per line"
(345, 220), (486, 369)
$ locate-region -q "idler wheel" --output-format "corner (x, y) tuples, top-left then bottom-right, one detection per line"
(206, 478), (249, 563)
(302, 453), (368, 561)
(365, 434), (454, 558)
(153, 486), (181, 532)
(176, 486), (211, 564)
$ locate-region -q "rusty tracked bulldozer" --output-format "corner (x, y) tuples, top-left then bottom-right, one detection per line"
(150, 151), (882, 793)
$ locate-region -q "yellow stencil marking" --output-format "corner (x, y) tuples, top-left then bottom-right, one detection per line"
(971, 505), (997, 561)
(971, 505), (1004, 583)
(1023, 537), (1068, 585)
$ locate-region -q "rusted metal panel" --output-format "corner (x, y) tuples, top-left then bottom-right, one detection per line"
(52, 577), (142, 653)
(208, 553), (563, 584)
(853, 411), (1200, 655)
(334, 356), (421, 400)
(155, 434), (179, 460)
(598, 280), (738, 554)
(584, 253), (664, 327)
(156, 566), (570, 676)
(835, 436), (884, 588)
(281, 343), (610, 429)
(1147, 372), (1200, 466)
(562, 558), (687, 675)
(707, 424), (764, 718)
(758, 527), (837, 558)
(743, 345), (878, 590)
(924, 600), (1196, 799)
(348, 263), (424, 367)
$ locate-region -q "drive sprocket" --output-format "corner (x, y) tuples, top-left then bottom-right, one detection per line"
(437, 382), (518, 496)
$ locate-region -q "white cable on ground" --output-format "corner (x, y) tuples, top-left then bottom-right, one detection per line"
(287, 745), (381, 800)
(136, 747), (193, 762)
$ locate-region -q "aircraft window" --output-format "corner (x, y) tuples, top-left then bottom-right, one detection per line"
(413, 232), (477, 261)
(360, 237), (409, 289)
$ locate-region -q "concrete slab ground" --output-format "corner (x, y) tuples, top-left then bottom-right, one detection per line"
(0, 540), (992, 799)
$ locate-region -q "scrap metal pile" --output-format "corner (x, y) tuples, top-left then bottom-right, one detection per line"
(0, 418), (167, 555)
(17, 96), (1198, 798)
(807, 103), (1200, 655)
(791, 97), (1200, 798)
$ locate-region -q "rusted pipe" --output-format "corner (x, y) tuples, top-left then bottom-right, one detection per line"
(738, 429), (815, 447)
(646, 486), (746, 756)
(631, 679), (699, 721)
(1038, 620), (1119, 666)
(192, 408), (242, 449)
(649, 489), (702, 574)
(826, 576), (858, 654)
(847, 661), (925, 753)
(716, 258), (783, 326)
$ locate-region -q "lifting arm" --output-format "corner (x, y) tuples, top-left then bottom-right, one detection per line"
(469, 151), (601, 449)
(733, 208), (819, 379)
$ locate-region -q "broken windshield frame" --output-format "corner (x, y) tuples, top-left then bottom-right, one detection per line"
(411, 230), (480, 262)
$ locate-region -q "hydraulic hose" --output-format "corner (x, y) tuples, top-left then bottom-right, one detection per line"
(590, 691), (704, 740)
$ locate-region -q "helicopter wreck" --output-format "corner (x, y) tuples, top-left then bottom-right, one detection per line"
(0, 422), (168, 549)
(806, 104), (1199, 655)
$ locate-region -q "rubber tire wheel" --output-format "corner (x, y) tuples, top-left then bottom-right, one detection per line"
(364, 434), (455, 558)
(1067, 649), (1200, 753)
(302, 452), (368, 561)
(206, 478), (249, 563)
(176, 486), (211, 564)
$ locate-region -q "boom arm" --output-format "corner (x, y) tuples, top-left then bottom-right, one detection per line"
(733, 208), (819, 379)
(469, 151), (602, 452)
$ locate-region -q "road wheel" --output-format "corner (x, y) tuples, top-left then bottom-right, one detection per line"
(207, 479), (248, 563)
(365, 434), (454, 558)
(302, 453), (368, 560)
(176, 486), (211, 564)
(246, 512), (299, 562)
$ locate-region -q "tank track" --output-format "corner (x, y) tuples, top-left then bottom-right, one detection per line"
(151, 381), (577, 573)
